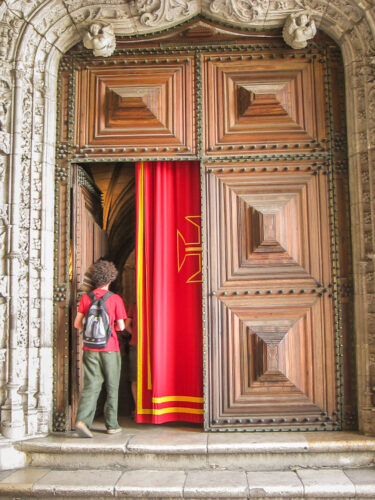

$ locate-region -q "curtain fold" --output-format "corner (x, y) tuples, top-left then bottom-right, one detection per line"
(136, 161), (203, 424)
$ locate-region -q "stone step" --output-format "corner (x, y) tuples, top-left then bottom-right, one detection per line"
(16, 424), (375, 471)
(1, 466), (375, 498)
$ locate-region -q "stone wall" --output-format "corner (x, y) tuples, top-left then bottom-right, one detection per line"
(0, 0), (374, 439)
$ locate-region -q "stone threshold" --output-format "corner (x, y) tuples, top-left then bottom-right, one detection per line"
(0, 466), (375, 498)
(14, 421), (375, 471)
(17, 421), (375, 455)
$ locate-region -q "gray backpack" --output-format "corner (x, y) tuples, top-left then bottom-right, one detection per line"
(83, 291), (113, 348)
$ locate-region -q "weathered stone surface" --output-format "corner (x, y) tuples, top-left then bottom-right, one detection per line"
(345, 468), (375, 497)
(296, 468), (356, 497)
(207, 432), (308, 453)
(33, 469), (121, 496)
(247, 470), (303, 497)
(127, 428), (207, 454)
(116, 470), (186, 497)
(0, 468), (50, 495)
(184, 470), (248, 498)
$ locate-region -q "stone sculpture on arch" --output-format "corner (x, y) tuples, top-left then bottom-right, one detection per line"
(83, 22), (116, 57)
(282, 10), (317, 49)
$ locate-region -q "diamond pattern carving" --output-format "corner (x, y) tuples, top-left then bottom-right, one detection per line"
(74, 58), (195, 156)
(207, 167), (332, 287)
(250, 210), (286, 254)
(248, 320), (293, 380)
(203, 53), (326, 155)
(207, 163), (336, 429)
(211, 295), (336, 419)
(236, 81), (297, 124)
(106, 86), (162, 123)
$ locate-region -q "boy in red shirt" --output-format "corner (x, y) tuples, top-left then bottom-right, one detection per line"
(74, 260), (127, 437)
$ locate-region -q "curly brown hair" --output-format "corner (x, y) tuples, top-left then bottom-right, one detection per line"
(90, 260), (118, 288)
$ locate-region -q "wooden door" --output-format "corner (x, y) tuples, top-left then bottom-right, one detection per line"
(56, 27), (354, 431)
(203, 48), (351, 431)
(70, 166), (108, 424)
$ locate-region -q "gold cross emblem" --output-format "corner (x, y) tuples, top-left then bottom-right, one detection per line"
(177, 216), (202, 284)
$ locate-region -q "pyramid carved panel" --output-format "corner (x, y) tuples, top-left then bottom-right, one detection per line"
(208, 295), (337, 426)
(206, 166), (332, 288)
(74, 57), (195, 157)
(203, 53), (326, 156)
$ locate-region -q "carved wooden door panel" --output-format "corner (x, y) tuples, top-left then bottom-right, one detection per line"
(70, 166), (108, 425)
(203, 48), (348, 431)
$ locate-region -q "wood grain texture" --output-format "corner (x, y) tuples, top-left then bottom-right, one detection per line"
(206, 161), (337, 429)
(74, 58), (195, 156)
(203, 52), (327, 156)
(207, 165), (332, 289)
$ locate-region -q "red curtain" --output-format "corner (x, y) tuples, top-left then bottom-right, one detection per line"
(135, 161), (203, 424)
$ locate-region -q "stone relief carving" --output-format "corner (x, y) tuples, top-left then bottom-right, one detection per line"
(33, 3), (69, 36)
(0, 10), (22, 61)
(0, 205), (9, 227)
(0, 155), (6, 182)
(0, 79), (10, 154)
(72, 4), (130, 26)
(0, 276), (8, 299)
(330, 0), (364, 25)
(282, 10), (316, 49)
(209, 0), (267, 22)
(0, 80), (11, 132)
(0, 230), (7, 263)
(0, 76), (12, 154)
(83, 22), (116, 57)
(130, 0), (192, 27)
(0, 132), (10, 155)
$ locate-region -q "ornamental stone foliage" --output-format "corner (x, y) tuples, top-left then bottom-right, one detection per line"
(0, 0), (375, 439)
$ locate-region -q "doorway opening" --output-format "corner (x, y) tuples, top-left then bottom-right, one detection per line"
(68, 161), (204, 428)
(69, 162), (136, 424)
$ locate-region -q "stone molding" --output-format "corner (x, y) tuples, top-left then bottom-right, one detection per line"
(0, 0), (374, 438)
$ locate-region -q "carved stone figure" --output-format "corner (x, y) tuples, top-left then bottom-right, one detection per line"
(282, 10), (317, 49)
(209, 0), (266, 22)
(130, 0), (191, 27)
(0, 80), (11, 132)
(0, 131), (9, 155)
(83, 22), (116, 57)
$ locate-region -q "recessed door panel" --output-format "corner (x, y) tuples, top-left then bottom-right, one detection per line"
(74, 57), (195, 157)
(206, 163), (337, 430)
(203, 52), (326, 156)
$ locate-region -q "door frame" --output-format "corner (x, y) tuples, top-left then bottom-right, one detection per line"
(53, 30), (355, 432)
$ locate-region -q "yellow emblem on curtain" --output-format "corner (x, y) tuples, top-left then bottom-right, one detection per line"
(177, 215), (202, 284)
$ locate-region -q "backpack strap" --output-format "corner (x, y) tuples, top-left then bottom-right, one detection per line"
(88, 290), (113, 302)
(101, 291), (114, 302)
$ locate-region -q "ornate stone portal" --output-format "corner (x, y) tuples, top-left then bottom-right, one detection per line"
(0, 0), (374, 440)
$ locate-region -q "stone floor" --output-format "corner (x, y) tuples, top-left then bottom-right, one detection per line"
(1, 418), (375, 498)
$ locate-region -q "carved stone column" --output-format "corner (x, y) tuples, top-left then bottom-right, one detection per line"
(1, 66), (26, 439)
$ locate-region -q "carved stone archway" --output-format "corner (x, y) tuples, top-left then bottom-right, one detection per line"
(0, 0), (374, 440)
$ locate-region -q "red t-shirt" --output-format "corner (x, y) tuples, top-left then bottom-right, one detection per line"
(78, 288), (127, 352)
(128, 303), (138, 347)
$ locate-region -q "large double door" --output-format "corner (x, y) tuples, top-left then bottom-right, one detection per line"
(54, 24), (354, 431)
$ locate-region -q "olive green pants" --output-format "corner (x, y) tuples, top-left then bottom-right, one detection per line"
(76, 350), (121, 430)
